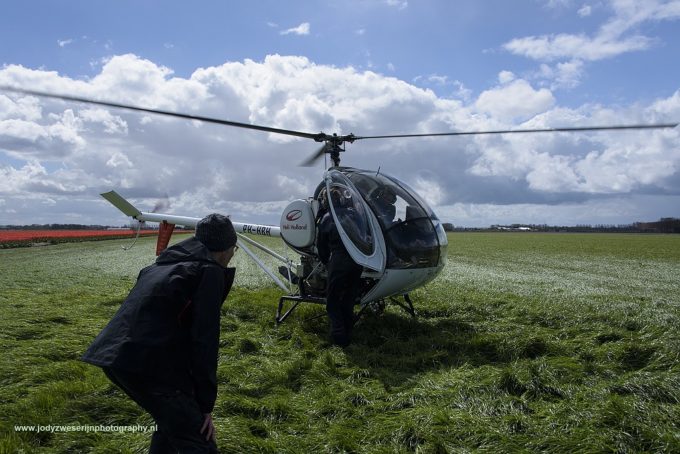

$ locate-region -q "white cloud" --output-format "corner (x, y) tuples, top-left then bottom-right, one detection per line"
(276, 175), (309, 197)
(553, 59), (584, 88)
(90, 54), (176, 103)
(566, 131), (680, 192)
(0, 108), (89, 160)
(498, 71), (515, 84)
(57, 38), (73, 48)
(649, 89), (680, 118)
(0, 119), (48, 142)
(468, 96), (680, 195)
(280, 22), (310, 36)
(475, 79), (555, 122)
(412, 74), (472, 101)
(578, 4), (592, 17)
(538, 59), (585, 89)
(543, 0), (573, 9)
(355, 28), (366, 36)
(505, 0), (680, 62)
(79, 108), (128, 134)
(106, 151), (133, 169)
(0, 94), (42, 121)
(0, 160), (47, 194)
(451, 81), (472, 102)
(385, 0), (408, 9)
(413, 177), (444, 206)
(504, 32), (651, 61)
(428, 74), (449, 85)
(47, 110), (85, 148)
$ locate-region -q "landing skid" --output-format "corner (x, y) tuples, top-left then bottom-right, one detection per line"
(276, 293), (416, 325)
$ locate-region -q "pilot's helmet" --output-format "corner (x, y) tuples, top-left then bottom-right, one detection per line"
(320, 187), (346, 208)
(382, 187), (397, 204)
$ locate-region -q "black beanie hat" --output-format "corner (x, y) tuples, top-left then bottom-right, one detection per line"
(195, 213), (237, 251)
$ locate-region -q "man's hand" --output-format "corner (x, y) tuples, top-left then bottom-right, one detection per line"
(200, 413), (216, 442)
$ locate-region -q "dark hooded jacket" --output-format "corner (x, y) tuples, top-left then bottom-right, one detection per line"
(82, 236), (235, 414)
(317, 211), (348, 266)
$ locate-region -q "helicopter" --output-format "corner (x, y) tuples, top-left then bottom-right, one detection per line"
(1, 86), (677, 323)
(97, 135), (450, 323)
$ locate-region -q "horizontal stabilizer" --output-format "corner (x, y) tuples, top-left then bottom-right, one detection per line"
(101, 191), (142, 218)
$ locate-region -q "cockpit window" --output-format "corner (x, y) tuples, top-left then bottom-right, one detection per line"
(347, 171), (442, 269)
(385, 175), (438, 220)
(348, 173), (427, 228)
(327, 173), (374, 255)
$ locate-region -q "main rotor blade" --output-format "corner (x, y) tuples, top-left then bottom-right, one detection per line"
(0, 86), (321, 141)
(354, 123), (679, 140)
(3, 86), (676, 143)
(299, 143), (328, 167)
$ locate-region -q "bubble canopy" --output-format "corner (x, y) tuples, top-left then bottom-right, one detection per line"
(326, 168), (448, 270)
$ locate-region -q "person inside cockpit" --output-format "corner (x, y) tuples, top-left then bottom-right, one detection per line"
(369, 186), (397, 228)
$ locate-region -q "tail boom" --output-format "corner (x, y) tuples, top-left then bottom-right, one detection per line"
(101, 190), (281, 238)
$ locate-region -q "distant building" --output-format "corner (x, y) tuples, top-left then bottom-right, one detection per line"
(492, 224), (532, 232)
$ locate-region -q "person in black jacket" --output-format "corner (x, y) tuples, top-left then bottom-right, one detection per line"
(317, 188), (363, 347)
(82, 213), (237, 454)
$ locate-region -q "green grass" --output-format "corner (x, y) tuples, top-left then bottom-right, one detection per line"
(1, 232), (679, 453)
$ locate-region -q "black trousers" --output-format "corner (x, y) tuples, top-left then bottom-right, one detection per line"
(103, 367), (218, 454)
(326, 252), (363, 346)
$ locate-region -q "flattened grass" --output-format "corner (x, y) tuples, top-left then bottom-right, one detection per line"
(1, 232), (679, 452)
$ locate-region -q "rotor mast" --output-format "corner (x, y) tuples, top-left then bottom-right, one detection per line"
(312, 133), (356, 168)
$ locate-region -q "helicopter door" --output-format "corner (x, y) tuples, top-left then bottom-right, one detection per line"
(324, 170), (386, 272)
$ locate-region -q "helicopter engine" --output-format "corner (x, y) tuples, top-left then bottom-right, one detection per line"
(280, 199), (317, 252)
(279, 199), (326, 296)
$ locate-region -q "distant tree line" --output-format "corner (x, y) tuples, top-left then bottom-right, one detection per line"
(3, 218), (678, 233)
(443, 218), (680, 233)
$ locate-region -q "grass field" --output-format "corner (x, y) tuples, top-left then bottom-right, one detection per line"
(1, 232), (679, 453)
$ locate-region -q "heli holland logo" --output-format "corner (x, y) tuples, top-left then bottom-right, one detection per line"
(286, 210), (302, 222)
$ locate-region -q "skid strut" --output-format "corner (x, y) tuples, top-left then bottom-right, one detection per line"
(354, 293), (416, 320)
(277, 295), (326, 324)
(389, 293), (416, 318)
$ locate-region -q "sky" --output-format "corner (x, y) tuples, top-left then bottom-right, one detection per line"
(1, 0), (679, 227)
